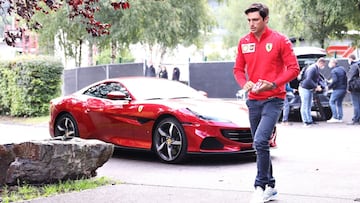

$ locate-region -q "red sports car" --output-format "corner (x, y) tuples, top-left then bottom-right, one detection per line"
(49, 77), (277, 163)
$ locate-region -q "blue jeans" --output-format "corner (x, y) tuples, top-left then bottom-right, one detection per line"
(246, 98), (283, 189)
(329, 89), (346, 120)
(350, 92), (360, 122)
(299, 86), (313, 124)
(282, 94), (293, 122)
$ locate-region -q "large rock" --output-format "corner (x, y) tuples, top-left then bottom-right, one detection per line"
(0, 144), (16, 184)
(0, 138), (114, 185)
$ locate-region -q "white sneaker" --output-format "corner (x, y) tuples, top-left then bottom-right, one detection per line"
(250, 186), (264, 203)
(263, 185), (278, 202)
(327, 118), (338, 123)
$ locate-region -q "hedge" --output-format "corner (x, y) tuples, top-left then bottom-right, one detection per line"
(0, 55), (64, 117)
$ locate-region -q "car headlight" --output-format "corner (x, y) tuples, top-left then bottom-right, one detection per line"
(185, 108), (231, 123)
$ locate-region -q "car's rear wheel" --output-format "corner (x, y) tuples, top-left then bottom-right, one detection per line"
(54, 113), (79, 139)
(323, 107), (332, 120)
(153, 117), (187, 164)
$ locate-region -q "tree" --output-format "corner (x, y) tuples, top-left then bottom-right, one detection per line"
(0, 0), (130, 46)
(94, 0), (137, 64)
(274, 0), (360, 48)
(92, 0), (215, 64)
(33, 4), (93, 67)
(218, 0), (283, 49)
(126, 0), (215, 63)
(342, 0), (360, 46)
(2, 0), (215, 67)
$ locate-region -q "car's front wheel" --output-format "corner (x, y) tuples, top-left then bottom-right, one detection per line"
(153, 117), (187, 164)
(54, 113), (79, 139)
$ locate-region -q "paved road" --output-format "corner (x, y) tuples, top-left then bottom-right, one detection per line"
(1, 105), (360, 202)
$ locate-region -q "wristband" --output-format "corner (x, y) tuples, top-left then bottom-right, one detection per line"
(271, 82), (277, 89)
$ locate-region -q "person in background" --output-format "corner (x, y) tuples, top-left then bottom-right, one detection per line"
(298, 57), (326, 127)
(145, 64), (156, 77)
(281, 83), (296, 125)
(158, 65), (168, 79)
(326, 58), (347, 123)
(172, 67), (180, 81)
(347, 54), (357, 68)
(347, 54), (360, 125)
(233, 3), (299, 203)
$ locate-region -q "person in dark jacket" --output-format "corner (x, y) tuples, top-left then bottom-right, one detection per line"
(158, 65), (168, 79)
(326, 58), (347, 123)
(298, 57), (326, 126)
(172, 67), (180, 81)
(145, 65), (156, 77)
(347, 54), (360, 125)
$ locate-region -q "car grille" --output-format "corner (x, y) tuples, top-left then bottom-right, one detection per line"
(221, 129), (253, 143)
(200, 137), (224, 150)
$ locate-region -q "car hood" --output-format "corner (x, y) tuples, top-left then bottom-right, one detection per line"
(150, 98), (250, 127)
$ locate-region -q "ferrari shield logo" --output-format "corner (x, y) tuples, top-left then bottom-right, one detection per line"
(266, 43), (272, 52)
(138, 105), (143, 112)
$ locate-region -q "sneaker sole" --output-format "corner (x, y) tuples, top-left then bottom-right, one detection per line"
(264, 193), (277, 202)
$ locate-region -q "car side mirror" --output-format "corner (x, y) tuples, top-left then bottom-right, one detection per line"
(107, 91), (127, 100)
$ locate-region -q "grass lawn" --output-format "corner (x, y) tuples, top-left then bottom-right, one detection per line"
(0, 115), (49, 125)
(0, 177), (118, 203)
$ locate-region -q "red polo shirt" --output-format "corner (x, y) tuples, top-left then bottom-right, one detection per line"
(233, 27), (300, 100)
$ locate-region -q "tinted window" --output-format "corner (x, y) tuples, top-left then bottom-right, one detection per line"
(83, 82), (129, 99)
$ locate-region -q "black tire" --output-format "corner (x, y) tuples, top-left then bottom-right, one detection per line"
(152, 117), (187, 164)
(323, 107), (332, 120)
(54, 113), (79, 139)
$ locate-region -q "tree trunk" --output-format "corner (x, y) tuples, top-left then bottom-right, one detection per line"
(58, 31), (68, 68)
(88, 41), (93, 66)
(77, 39), (83, 67)
(160, 46), (167, 64)
(320, 39), (325, 49)
(111, 40), (117, 64)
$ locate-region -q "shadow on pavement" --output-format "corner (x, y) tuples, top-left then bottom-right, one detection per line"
(112, 147), (256, 166)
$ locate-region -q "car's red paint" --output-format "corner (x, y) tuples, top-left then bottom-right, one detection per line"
(49, 77), (277, 162)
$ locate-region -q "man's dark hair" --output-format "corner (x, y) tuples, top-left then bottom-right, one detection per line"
(244, 3), (269, 20)
(349, 54), (356, 61)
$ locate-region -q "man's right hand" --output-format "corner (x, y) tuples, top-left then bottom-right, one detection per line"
(315, 85), (322, 92)
(243, 81), (255, 92)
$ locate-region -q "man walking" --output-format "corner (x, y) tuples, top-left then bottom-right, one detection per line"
(233, 3), (299, 203)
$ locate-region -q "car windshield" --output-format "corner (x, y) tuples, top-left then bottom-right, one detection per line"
(121, 78), (207, 100)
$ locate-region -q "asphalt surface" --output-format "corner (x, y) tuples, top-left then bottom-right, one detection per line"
(1, 104), (359, 203)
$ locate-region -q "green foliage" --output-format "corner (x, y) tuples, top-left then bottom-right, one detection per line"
(206, 50), (234, 61)
(219, 0), (280, 48)
(95, 47), (135, 65)
(33, 3), (91, 67)
(0, 56), (63, 117)
(1, 177), (115, 203)
(220, 0), (360, 49)
(274, 0), (359, 48)
(33, 0), (215, 65)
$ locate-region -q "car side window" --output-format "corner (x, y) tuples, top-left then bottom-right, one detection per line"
(83, 82), (129, 99)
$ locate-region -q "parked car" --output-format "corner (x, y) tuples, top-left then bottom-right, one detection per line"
(49, 77), (277, 164)
(288, 46), (332, 121)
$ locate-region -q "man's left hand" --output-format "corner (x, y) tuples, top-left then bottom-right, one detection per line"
(252, 79), (276, 93)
